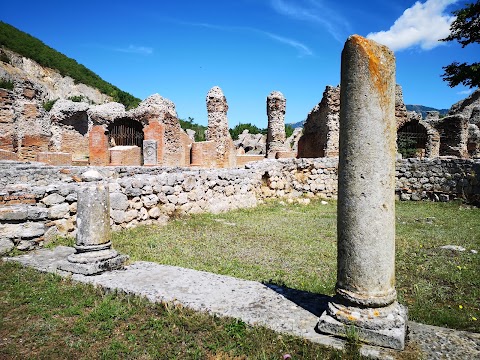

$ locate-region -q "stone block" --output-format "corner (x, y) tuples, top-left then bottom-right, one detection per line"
(0, 206), (28, 221)
(109, 146), (142, 166)
(42, 193), (66, 206)
(0, 222), (45, 239)
(48, 203), (70, 219)
(236, 155), (265, 167)
(36, 152), (72, 166)
(0, 238), (14, 255)
(0, 149), (18, 160)
(110, 192), (129, 211)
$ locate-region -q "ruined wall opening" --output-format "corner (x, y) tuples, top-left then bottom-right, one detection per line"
(397, 121), (428, 158)
(107, 118), (144, 147)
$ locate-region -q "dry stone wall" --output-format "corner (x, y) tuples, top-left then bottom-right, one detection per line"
(0, 157), (479, 253)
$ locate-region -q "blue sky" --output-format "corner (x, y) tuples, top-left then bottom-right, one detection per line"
(1, 0), (477, 128)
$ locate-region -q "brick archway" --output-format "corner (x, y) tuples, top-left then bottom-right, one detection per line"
(107, 118), (144, 147)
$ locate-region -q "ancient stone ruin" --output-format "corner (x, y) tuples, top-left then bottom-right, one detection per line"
(58, 180), (128, 275)
(317, 35), (407, 350)
(204, 86), (236, 168)
(266, 91), (290, 158)
(297, 85), (340, 158)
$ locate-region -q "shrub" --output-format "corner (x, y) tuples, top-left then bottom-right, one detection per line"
(68, 95), (84, 102)
(229, 123), (266, 140)
(43, 98), (58, 111)
(0, 78), (14, 90)
(0, 51), (10, 64)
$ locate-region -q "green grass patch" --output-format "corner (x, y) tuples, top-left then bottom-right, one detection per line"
(107, 199), (478, 332)
(0, 261), (355, 359)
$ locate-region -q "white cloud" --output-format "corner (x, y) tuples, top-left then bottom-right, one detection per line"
(178, 20), (313, 57)
(114, 45), (153, 55)
(269, 0), (351, 42)
(457, 89), (473, 95)
(367, 0), (458, 51)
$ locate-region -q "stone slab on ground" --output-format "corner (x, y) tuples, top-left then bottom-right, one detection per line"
(4, 246), (480, 360)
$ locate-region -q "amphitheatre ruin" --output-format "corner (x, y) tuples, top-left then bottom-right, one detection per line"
(1, 32), (479, 357)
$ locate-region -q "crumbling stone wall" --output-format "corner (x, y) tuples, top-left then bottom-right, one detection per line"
(433, 115), (469, 158)
(297, 86), (340, 158)
(1, 157), (478, 253)
(0, 89), (15, 152)
(49, 99), (90, 161)
(395, 84), (409, 129)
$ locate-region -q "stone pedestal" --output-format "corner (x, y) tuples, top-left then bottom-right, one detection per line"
(316, 35), (407, 350)
(58, 183), (127, 275)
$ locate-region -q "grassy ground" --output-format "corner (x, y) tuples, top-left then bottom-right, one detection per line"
(0, 261), (363, 360)
(1, 200), (478, 359)
(105, 200), (479, 333)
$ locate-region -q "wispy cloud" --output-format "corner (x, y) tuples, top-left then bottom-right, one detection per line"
(457, 89), (473, 95)
(114, 45), (154, 55)
(263, 32), (313, 56)
(269, 0), (351, 42)
(367, 0), (458, 51)
(178, 20), (313, 57)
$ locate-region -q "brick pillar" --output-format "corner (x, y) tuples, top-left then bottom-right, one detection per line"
(89, 125), (109, 166)
(143, 122), (165, 165)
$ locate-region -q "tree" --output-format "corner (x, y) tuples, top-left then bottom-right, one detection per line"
(229, 123), (266, 140)
(441, 1), (479, 88)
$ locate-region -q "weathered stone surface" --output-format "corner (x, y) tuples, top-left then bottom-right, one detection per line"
(75, 183), (110, 248)
(48, 203), (70, 219)
(266, 91), (287, 158)
(0, 205), (28, 221)
(42, 193), (66, 206)
(87, 102), (126, 125)
(0, 222), (45, 239)
(234, 130), (266, 155)
(317, 35), (406, 350)
(206, 86), (236, 168)
(298, 86), (340, 158)
(143, 140), (158, 166)
(110, 192), (129, 211)
(0, 238), (14, 255)
(448, 88), (480, 121)
(59, 249), (128, 275)
(82, 169), (104, 182)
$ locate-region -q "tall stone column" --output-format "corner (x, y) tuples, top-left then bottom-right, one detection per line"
(317, 35), (407, 350)
(206, 86), (236, 167)
(58, 182), (128, 275)
(266, 91), (287, 158)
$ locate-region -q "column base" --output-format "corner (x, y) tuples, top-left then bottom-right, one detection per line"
(316, 301), (407, 350)
(57, 248), (128, 276)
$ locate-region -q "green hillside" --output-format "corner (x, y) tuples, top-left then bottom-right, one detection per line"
(0, 21), (140, 109)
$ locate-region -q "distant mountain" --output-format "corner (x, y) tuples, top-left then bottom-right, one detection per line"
(406, 105), (449, 119)
(287, 120), (305, 129)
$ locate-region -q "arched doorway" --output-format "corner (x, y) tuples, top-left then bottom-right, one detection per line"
(397, 120), (428, 158)
(107, 118), (144, 147)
